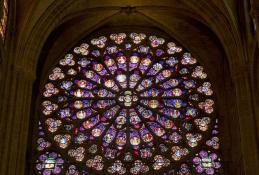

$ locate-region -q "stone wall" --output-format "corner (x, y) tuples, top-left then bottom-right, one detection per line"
(0, 1), (258, 175)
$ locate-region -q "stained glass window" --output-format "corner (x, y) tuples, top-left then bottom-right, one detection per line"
(35, 32), (224, 174)
(0, 0), (8, 40)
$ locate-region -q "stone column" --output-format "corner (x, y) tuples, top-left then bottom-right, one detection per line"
(232, 69), (259, 175)
(0, 64), (34, 175)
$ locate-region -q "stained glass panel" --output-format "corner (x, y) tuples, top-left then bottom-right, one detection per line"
(0, 0), (8, 40)
(35, 32), (223, 174)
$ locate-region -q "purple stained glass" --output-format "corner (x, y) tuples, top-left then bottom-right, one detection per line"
(36, 32), (223, 175)
(36, 152), (64, 175)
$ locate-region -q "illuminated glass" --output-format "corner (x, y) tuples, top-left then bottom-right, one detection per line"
(35, 32), (223, 174)
(0, 0), (8, 40)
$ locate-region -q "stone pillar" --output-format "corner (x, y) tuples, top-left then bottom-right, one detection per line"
(232, 69), (259, 175)
(0, 64), (34, 175)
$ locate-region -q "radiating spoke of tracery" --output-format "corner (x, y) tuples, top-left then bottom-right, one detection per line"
(35, 32), (224, 175)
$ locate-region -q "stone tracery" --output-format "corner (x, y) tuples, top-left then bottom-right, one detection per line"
(35, 32), (223, 174)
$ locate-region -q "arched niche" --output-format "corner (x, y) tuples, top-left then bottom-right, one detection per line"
(27, 10), (242, 175)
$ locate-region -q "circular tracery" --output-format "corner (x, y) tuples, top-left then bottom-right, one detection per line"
(36, 32), (222, 175)
(118, 90), (138, 107)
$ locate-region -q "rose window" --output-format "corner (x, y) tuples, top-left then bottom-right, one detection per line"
(35, 32), (223, 174)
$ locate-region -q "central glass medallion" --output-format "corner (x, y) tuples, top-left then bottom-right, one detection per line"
(118, 90), (138, 107)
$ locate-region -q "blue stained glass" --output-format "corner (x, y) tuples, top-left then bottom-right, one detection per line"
(36, 32), (222, 175)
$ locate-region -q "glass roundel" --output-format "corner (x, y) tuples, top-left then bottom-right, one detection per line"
(36, 32), (222, 175)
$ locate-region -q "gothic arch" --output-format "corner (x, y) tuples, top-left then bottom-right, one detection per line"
(0, 1), (258, 175)
(29, 10), (238, 175)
